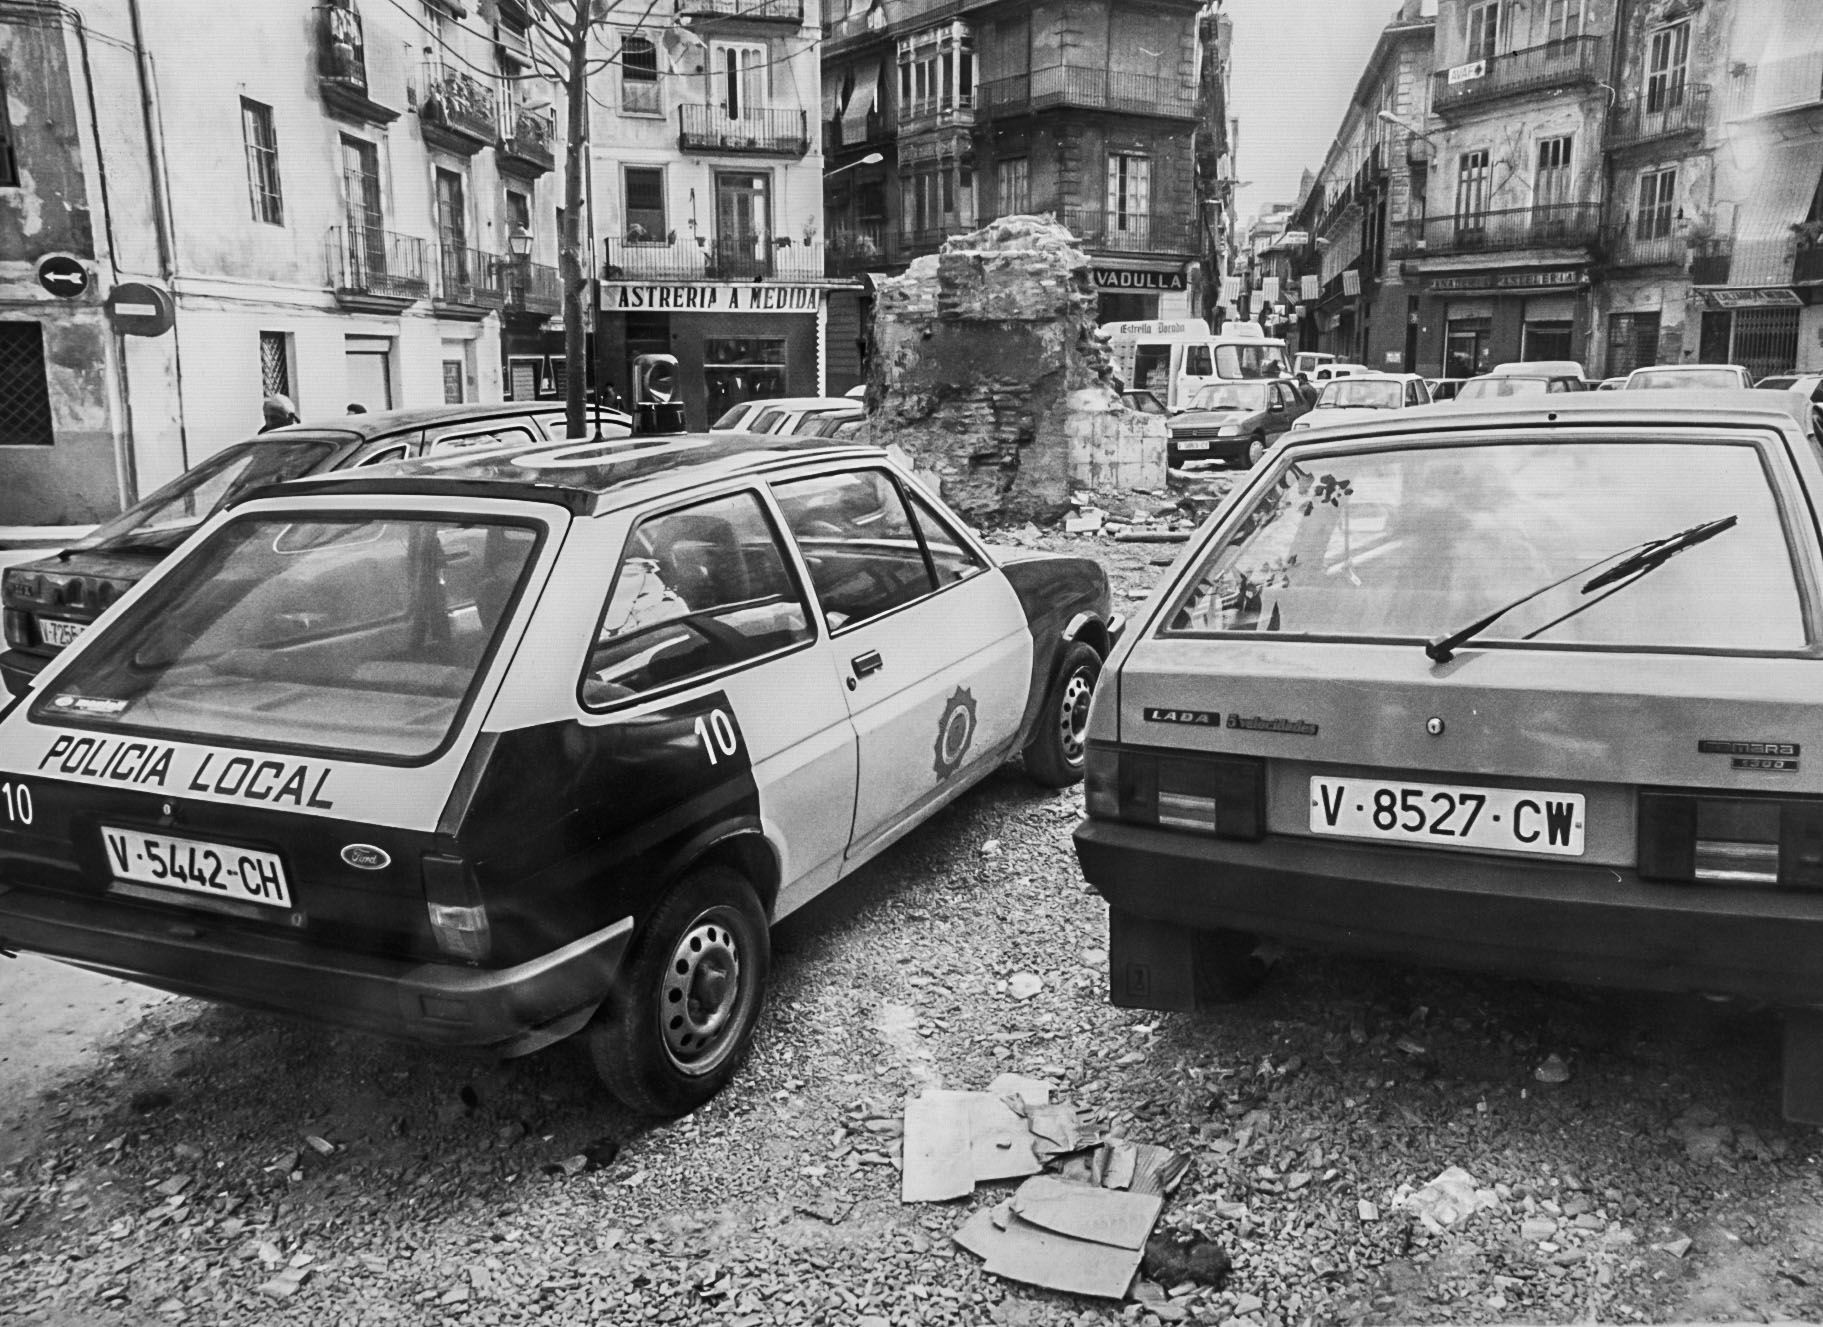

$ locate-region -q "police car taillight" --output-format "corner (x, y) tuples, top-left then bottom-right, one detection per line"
(3, 609), (28, 649)
(422, 852), (492, 961)
(1638, 792), (1823, 889)
(1085, 743), (1265, 840)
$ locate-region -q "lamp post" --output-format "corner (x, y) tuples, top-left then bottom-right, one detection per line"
(825, 151), (885, 180)
(508, 224), (534, 260)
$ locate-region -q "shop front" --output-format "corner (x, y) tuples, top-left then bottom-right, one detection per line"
(596, 282), (826, 432)
(1092, 261), (1192, 323)
(1415, 267), (1595, 378)
(1694, 287), (1811, 381)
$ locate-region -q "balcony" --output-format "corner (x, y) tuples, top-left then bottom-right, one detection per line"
(1432, 35), (1606, 117)
(1395, 202), (1601, 258)
(1797, 242), (1823, 285)
(316, 4), (398, 126)
(675, 0), (803, 23)
(435, 243), (507, 314)
(677, 104), (808, 157)
(1608, 83), (1709, 151)
(1604, 227), (1681, 268)
(977, 65), (1196, 122)
(505, 260), (561, 318)
(327, 226), (429, 312)
(1724, 49), (1823, 120)
(603, 235), (827, 282)
(1689, 238), (1733, 285)
(1061, 207), (1197, 256)
(498, 106), (556, 177)
(827, 226), (896, 276)
(419, 65), (498, 155)
(897, 94), (975, 135)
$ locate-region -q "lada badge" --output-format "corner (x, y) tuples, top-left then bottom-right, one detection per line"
(340, 844), (391, 871)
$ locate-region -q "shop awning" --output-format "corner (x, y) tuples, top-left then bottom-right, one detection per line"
(1731, 138), (1823, 286)
(821, 76), (839, 123)
(840, 60), (880, 145)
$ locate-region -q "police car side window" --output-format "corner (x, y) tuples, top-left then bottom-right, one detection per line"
(428, 425), (536, 455)
(582, 490), (812, 707)
(772, 470), (938, 631)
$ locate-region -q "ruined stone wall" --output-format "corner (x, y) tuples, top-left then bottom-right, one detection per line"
(865, 215), (1164, 524)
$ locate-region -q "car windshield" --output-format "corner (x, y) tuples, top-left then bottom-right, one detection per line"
(1214, 344), (1284, 380)
(1318, 380), (1403, 410)
(1757, 377), (1798, 391)
(1190, 383), (1269, 411)
(37, 514), (541, 761)
(1455, 376), (1550, 400)
(75, 438), (339, 555)
(1161, 440), (1803, 650)
(1632, 369), (1739, 389)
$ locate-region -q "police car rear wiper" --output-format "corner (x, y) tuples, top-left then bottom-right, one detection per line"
(1425, 514), (1737, 664)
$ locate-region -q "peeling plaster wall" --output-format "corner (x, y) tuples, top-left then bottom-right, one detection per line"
(867, 216), (1163, 522)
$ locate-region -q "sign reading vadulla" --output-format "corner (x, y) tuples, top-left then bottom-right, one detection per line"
(1092, 267), (1189, 292)
(603, 283), (822, 313)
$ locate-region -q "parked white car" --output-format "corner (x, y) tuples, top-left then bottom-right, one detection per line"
(1288, 372), (1433, 433)
(1624, 364), (1754, 391)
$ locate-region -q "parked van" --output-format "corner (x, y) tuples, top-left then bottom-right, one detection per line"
(1293, 351), (1336, 378)
(1103, 318), (1293, 411)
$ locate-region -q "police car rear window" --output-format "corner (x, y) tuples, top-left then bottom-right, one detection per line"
(1162, 440), (1807, 651)
(35, 514), (540, 762)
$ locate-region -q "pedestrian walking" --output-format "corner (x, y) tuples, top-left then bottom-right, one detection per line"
(260, 394), (299, 432)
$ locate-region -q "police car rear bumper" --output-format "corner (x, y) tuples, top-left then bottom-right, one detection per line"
(1073, 819), (1823, 1006)
(0, 883), (634, 1050)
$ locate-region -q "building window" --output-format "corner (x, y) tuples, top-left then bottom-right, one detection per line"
(241, 98), (284, 226)
(1465, 1), (1501, 62)
(1535, 135), (1573, 210)
(1636, 167), (1676, 240)
(624, 166), (665, 242)
(901, 163), (973, 240)
(1645, 21), (1690, 113)
(896, 22), (973, 124)
(1606, 311), (1660, 377)
(442, 359), (465, 404)
(999, 157), (1029, 216)
(711, 41), (768, 121)
(714, 170), (771, 277)
(506, 188), (530, 243)
(1454, 149), (1489, 228)
(1444, 315), (1492, 378)
(260, 331), (294, 402)
(0, 66), (18, 188)
(1108, 153), (1151, 229)
(621, 34), (659, 115)
(1545, 0), (1583, 44)
(0, 323), (54, 446)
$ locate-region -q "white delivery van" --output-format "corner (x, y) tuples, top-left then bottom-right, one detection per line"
(1103, 318), (1292, 411)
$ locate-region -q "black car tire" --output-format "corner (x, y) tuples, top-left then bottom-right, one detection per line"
(1023, 640), (1101, 788)
(589, 864), (770, 1116)
(1194, 928), (1268, 1003)
(1247, 433), (1268, 467)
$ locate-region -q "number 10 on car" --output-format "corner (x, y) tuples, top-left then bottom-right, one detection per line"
(1309, 776), (1585, 856)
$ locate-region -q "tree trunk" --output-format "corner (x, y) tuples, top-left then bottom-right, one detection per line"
(560, 6), (590, 439)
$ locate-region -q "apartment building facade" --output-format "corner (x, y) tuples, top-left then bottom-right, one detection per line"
(0, 0), (570, 525)
(821, 0), (1204, 355)
(592, 0), (832, 428)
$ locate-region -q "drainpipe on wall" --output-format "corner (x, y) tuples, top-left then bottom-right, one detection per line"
(1598, 0), (1632, 375)
(125, 0), (189, 482)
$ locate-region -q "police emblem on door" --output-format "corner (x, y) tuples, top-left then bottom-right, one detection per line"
(932, 686), (978, 780)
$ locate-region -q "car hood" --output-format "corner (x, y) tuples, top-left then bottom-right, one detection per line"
(1294, 407), (1401, 429)
(1170, 409), (1259, 431)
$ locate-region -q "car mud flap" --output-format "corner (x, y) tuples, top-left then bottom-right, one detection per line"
(1108, 908), (1197, 1013)
(1783, 1008), (1823, 1126)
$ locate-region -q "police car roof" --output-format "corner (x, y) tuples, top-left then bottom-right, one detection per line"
(258, 432), (887, 515)
(1302, 387), (1817, 438)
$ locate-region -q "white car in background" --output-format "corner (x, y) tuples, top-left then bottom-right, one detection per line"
(1624, 364), (1754, 391)
(708, 397), (849, 433)
(1289, 372), (1433, 433)
(1309, 362), (1374, 383)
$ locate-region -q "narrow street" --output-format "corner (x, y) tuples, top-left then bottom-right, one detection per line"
(4, 536), (1821, 1327)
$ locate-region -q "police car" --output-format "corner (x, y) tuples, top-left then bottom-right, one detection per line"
(0, 435), (1118, 1115)
(1072, 390), (1823, 1123)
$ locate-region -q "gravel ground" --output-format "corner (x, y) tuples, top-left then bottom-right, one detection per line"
(4, 529), (1823, 1327)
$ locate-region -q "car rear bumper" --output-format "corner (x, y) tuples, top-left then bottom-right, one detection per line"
(0, 647), (46, 698)
(0, 883), (633, 1050)
(1073, 818), (1823, 1005)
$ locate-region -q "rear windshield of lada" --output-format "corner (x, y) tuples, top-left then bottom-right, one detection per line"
(34, 514), (541, 763)
(1161, 440), (1806, 652)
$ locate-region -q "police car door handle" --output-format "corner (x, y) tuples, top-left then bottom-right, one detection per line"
(851, 649), (884, 678)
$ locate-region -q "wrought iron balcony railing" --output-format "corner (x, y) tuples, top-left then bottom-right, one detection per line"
(420, 64), (498, 145)
(1689, 238), (1733, 285)
(437, 243), (507, 308)
(327, 226), (429, 302)
(1393, 202), (1601, 257)
(318, 3), (368, 95)
(977, 65), (1196, 121)
(505, 259), (561, 315)
(677, 104), (809, 156)
(603, 235), (827, 282)
(826, 227), (895, 276)
(675, 0), (803, 22)
(1433, 35), (1605, 115)
(1608, 83), (1709, 149)
(1604, 227), (1681, 267)
(1061, 206), (1198, 255)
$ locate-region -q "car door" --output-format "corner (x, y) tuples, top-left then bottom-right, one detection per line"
(770, 465), (1032, 863)
(1264, 383), (1293, 438)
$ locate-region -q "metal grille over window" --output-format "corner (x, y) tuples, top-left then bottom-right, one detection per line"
(259, 332), (291, 400)
(0, 323), (54, 446)
(622, 35), (659, 114)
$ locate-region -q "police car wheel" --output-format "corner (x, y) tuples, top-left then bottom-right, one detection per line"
(1023, 641), (1101, 788)
(590, 864), (770, 1116)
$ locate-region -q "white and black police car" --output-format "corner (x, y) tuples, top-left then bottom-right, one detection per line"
(0, 433), (1119, 1114)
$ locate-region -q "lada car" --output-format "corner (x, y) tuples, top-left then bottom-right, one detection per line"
(1453, 361), (1590, 400)
(1624, 364), (1753, 391)
(1167, 379), (1310, 468)
(1072, 390), (1823, 1123)
(1287, 373), (1432, 434)
(1, 403), (630, 697)
(0, 436), (1118, 1115)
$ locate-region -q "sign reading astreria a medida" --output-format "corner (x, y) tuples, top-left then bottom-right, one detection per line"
(601, 284), (822, 313)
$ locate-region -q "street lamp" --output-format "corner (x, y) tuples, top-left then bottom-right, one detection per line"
(508, 224), (534, 259)
(826, 151), (884, 179)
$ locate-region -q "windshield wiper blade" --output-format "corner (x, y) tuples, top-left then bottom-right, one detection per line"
(1580, 515), (1736, 594)
(1425, 514), (1737, 664)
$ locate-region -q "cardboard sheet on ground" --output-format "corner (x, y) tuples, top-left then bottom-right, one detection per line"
(1009, 1176), (1163, 1249)
(901, 1088), (1047, 1201)
(952, 1203), (1148, 1300)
